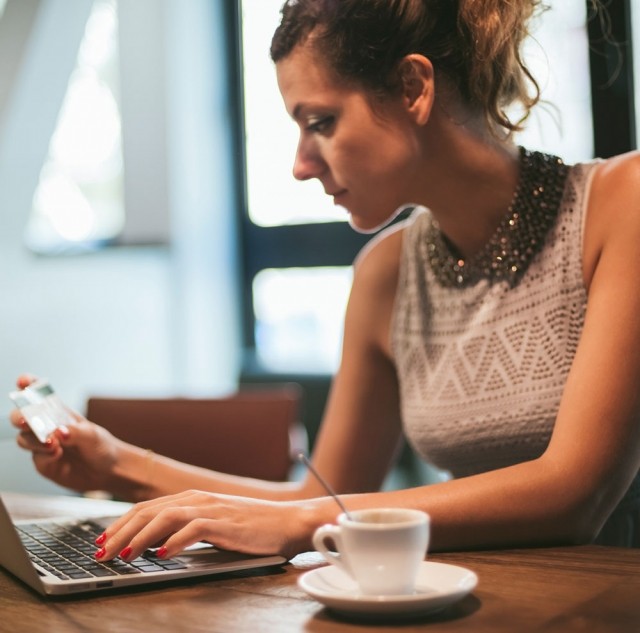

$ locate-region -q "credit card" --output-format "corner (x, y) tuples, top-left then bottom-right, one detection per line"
(8, 380), (73, 444)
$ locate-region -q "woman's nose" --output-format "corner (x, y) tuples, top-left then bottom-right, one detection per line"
(292, 138), (325, 181)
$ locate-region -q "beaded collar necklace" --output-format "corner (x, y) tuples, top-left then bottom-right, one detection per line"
(425, 147), (569, 288)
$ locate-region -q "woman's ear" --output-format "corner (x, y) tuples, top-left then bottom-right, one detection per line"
(398, 54), (434, 125)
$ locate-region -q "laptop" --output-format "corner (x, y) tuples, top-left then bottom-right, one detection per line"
(0, 493), (286, 596)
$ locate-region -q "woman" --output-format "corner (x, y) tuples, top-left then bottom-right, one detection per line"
(11, 0), (640, 561)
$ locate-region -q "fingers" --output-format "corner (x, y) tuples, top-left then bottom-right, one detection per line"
(10, 414), (47, 450)
(96, 492), (213, 562)
(9, 408), (28, 430)
(97, 509), (188, 562)
(33, 443), (64, 467)
(157, 517), (218, 558)
(54, 425), (71, 442)
(9, 374), (70, 446)
(16, 432), (58, 454)
(109, 490), (203, 531)
(121, 507), (196, 561)
(93, 492), (290, 564)
(11, 408), (70, 451)
(16, 374), (38, 389)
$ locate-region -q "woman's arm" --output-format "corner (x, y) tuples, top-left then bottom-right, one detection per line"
(96, 158), (640, 559)
(9, 410), (307, 502)
(125, 222), (411, 502)
(11, 223), (408, 504)
(340, 152), (640, 549)
(336, 153), (640, 551)
(92, 225), (416, 558)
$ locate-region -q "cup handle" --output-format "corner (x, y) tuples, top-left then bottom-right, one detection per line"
(312, 524), (352, 577)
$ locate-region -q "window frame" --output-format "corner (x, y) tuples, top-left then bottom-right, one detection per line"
(587, 0), (635, 157)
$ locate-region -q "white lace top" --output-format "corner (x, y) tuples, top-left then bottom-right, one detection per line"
(390, 159), (640, 545)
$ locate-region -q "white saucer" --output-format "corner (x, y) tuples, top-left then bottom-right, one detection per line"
(298, 561), (477, 619)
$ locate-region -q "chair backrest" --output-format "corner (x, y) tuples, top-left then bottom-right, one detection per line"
(85, 384), (305, 481)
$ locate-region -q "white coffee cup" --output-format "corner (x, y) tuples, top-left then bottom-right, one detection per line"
(312, 508), (430, 596)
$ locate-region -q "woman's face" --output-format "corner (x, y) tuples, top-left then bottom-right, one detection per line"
(276, 43), (423, 233)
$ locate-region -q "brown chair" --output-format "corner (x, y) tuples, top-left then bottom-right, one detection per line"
(85, 384), (305, 481)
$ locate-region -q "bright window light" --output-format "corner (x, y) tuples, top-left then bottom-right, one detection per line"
(241, 0), (343, 227)
(514, 0), (593, 162)
(253, 267), (353, 372)
(27, 0), (124, 253)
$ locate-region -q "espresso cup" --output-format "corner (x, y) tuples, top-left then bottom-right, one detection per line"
(312, 508), (429, 596)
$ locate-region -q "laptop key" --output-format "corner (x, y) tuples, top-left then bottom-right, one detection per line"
(155, 561), (188, 570)
(134, 564), (166, 573)
(88, 568), (118, 577)
(110, 566), (142, 575)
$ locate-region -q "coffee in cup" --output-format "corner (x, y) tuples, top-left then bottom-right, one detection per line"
(312, 508), (429, 595)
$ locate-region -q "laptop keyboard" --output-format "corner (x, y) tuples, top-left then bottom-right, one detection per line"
(17, 520), (187, 580)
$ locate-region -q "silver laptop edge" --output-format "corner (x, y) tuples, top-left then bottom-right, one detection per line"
(0, 494), (286, 596)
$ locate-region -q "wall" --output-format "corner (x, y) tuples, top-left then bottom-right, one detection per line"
(0, 0), (241, 493)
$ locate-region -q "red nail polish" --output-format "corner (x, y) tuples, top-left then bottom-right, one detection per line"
(95, 548), (106, 560)
(156, 546), (168, 558)
(57, 425), (70, 440)
(95, 532), (107, 545)
(119, 546), (133, 560)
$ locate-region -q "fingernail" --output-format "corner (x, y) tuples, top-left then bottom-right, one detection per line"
(57, 425), (70, 440)
(19, 418), (28, 429)
(95, 532), (107, 545)
(95, 548), (106, 560)
(156, 546), (168, 559)
(44, 438), (55, 450)
(119, 546), (133, 560)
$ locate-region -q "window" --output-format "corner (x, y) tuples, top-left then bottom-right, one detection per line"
(27, 0), (124, 254)
(515, 0), (593, 162)
(239, 0), (369, 374)
(241, 1), (343, 227)
(253, 267), (353, 371)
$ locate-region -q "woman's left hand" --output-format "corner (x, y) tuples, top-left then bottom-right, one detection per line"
(95, 490), (312, 562)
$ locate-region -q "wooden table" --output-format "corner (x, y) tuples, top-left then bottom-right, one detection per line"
(1, 493), (639, 632)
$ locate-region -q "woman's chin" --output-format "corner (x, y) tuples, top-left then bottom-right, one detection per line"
(348, 215), (383, 234)
(347, 204), (412, 235)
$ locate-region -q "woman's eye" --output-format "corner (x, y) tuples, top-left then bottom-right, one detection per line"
(306, 116), (335, 134)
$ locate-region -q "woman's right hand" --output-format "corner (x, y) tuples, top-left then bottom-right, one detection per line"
(9, 374), (123, 494)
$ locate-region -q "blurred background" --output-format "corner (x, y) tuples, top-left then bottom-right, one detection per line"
(0, 0), (636, 493)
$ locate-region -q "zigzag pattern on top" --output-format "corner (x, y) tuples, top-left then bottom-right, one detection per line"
(391, 161), (590, 478)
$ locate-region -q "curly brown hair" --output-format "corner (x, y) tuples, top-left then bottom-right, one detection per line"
(270, 0), (548, 135)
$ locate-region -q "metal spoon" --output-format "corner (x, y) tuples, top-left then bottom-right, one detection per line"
(297, 453), (354, 521)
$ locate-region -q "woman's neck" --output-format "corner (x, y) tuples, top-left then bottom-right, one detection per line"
(413, 115), (521, 258)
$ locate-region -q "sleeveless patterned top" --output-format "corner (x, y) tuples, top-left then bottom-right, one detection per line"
(390, 158), (640, 545)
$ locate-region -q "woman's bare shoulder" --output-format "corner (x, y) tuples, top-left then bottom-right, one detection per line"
(583, 151), (640, 286)
(343, 219), (413, 356)
(590, 150), (640, 206)
(352, 219), (408, 290)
